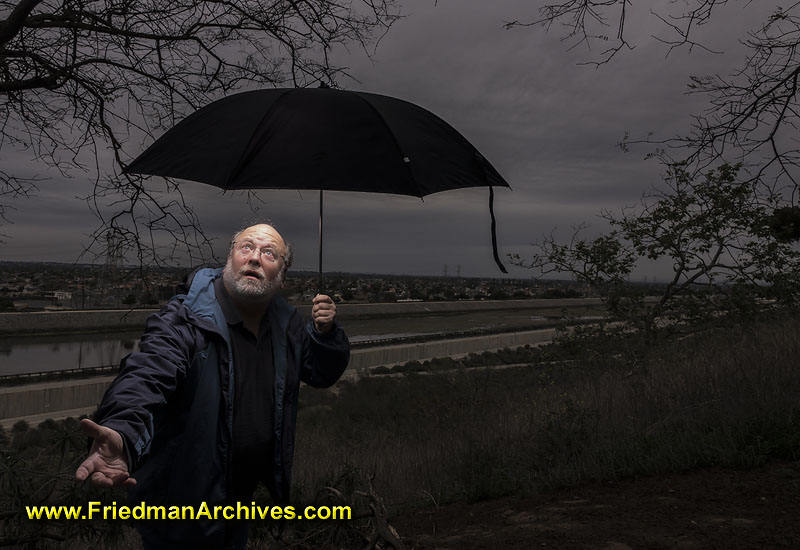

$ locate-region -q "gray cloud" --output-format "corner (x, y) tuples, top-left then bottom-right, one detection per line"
(0, 0), (776, 280)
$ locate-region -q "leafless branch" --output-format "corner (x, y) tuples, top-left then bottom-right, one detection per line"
(0, 0), (401, 268)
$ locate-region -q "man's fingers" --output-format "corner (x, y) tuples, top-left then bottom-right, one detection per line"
(84, 466), (135, 488)
(75, 460), (94, 481)
(75, 457), (113, 485)
(312, 294), (336, 334)
(313, 310), (335, 322)
(313, 302), (336, 315)
(89, 471), (114, 488)
(76, 419), (132, 488)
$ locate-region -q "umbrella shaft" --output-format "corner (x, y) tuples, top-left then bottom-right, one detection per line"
(318, 189), (323, 294)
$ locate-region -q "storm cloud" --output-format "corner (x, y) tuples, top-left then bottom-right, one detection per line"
(1, 1), (772, 280)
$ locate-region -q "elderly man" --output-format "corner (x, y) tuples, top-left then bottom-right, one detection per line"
(75, 222), (350, 549)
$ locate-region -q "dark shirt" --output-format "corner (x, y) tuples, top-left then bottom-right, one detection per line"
(214, 278), (274, 502)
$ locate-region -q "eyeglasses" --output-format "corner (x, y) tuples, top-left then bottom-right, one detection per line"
(233, 241), (285, 263)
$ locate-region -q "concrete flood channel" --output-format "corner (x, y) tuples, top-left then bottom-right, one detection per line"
(0, 299), (605, 427)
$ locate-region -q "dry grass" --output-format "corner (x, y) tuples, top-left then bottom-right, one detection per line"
(4, 315), (799, 548)
(291, 315), (800, 510)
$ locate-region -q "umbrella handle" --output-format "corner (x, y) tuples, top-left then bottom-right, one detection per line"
(490, 186), (508, 274)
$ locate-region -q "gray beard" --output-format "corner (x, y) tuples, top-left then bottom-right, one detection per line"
(222, 261), (282, 301)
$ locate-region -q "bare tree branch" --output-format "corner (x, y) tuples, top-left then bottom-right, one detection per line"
(510, 2), (800, 202)
(0, 0), (401, 268)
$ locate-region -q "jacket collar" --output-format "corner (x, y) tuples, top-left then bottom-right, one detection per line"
(182, 268), (228, 339)
(183, 267), (294, 338)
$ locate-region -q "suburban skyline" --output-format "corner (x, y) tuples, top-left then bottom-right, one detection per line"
(0, 1), (772, 280)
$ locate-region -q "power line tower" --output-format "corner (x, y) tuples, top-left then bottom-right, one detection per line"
(457, 264), (461, 278)
(107, 231), (123, 286)
(443, 264), (448, 277)
(99, 230), (124, 304)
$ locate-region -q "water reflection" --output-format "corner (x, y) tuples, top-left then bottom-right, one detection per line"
(0, 332), (141, 377)
(0, 308), (604, 378)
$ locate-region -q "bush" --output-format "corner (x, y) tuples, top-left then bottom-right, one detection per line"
(392, 360), (423, 374)
(370, 365), (392, 375)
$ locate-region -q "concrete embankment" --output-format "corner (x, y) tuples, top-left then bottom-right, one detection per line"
(0, 376), (116, 425)
(0, 327), (556, 428)
(0, 298), (603, 336)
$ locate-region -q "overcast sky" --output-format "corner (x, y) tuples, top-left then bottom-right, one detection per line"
(1, 1), (776, 280)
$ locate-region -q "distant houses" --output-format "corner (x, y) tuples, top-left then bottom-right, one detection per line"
(1, 261), (611, 312)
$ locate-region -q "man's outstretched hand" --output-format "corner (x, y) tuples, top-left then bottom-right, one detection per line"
(75, 418), (136, 488)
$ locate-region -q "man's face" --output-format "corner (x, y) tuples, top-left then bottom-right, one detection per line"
(222, 224), (287, 302)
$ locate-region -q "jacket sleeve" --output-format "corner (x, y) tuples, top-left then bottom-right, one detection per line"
(298, 317), (350, 388)
(93, 300), (198, 471)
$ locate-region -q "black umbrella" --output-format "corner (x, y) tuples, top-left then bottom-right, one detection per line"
(125, 87), (511, 284)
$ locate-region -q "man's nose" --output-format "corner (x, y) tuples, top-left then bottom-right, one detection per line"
(247, 255), (261, 265)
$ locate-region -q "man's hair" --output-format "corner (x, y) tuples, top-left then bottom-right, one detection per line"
(228, 221), (294, 277)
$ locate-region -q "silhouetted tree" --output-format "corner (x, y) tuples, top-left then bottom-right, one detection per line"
(512, 164), (800, 337)
(506, 2), (800, 210)
(507, 3), (800, 333)
(1, 0), (399, 263)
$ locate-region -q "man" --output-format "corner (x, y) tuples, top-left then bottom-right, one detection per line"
(75, 223), (349, 549)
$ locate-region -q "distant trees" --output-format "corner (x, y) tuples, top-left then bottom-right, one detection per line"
(488, 287), (510, 300)
(512, 163), (800, 336)
(0, 0), (400, 263)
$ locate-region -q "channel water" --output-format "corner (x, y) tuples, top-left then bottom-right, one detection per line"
(0, 309), (591, 378)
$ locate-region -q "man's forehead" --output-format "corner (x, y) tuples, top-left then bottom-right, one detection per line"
(238, 224), (285, 247)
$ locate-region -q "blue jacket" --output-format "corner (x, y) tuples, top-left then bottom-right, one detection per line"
(94, 268), (349, 547)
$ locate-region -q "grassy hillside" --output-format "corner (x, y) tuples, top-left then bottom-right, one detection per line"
(2, 314), (799, 548)
(292, 315), (800, 507)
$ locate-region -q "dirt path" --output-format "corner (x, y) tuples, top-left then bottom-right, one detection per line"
(394, 461), (800, 549)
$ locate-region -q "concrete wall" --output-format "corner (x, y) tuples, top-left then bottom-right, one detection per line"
(0, 298), (604, 335)
(348, 327), (555, 370)
(0, 309), (156, 336)
(1, 328), (555, 422)
(0, 376), (115, 420)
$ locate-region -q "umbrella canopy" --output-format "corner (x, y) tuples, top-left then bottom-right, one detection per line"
(125, 87), (511, 276)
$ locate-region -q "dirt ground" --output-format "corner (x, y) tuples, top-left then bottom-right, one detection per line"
(394, 461), (800, 550)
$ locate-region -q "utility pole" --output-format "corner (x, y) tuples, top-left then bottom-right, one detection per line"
(100, 230), (123, 306)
